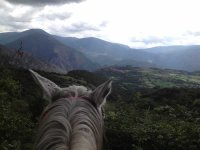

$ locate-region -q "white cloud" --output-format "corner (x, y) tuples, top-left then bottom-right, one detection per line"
(1, 0), (200, 48)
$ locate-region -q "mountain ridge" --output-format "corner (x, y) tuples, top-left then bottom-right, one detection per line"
(1, 29), (200, 72)
(2, 29), (99, 72)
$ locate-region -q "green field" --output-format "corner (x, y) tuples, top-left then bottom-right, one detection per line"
(96, 66), (200, 89)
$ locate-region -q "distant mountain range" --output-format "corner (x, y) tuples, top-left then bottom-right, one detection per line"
(149, 45), (200, 71)
(0, 29), (98, 72)
(53, 36), (155, 66)
(0, 29), (200, 72)
(54, 35), (200, 72)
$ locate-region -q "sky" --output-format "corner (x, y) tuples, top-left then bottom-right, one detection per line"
(1, 0), (200, 48)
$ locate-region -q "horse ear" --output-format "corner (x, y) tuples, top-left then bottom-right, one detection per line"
(29, 69), (61, 102)
(91, 79), (112, 108)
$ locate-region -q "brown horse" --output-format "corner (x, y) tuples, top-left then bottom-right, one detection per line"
(29, 69), (112, 150)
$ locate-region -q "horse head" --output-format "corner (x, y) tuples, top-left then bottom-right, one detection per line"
(29, 69), (112, 150)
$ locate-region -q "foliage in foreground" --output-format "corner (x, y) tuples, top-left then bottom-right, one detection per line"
(0, 67), (35, 149)
(0, 66), (200, 149)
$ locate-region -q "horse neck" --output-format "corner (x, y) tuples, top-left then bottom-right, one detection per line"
(34, 98), (103, 150)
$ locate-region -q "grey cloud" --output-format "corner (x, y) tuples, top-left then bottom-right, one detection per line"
(0, 0), (73, 32)
(0, 15), (31, 24)
(5, 0), (85, 6)
(0, 2), (39, 31)
(0, 1), (14, 12)
(65, 22), (100, 33)
(0, 16), (29, 31)
(40, 12), (72, 21)
(2, 22), (28, 31)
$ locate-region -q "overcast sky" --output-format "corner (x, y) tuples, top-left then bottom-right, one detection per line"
(1, 0), (200, 48)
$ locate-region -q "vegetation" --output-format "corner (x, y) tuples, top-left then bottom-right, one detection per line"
(0, 65), (200, 149)
(0, 66), (35, 149)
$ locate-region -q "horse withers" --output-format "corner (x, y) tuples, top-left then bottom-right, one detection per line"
(29, 69), (112, 150)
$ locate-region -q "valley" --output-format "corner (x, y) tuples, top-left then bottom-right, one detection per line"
(0, 29), (200, 150)
(97, 66), (200, 89)
(0, 65), (200, 149)
(1, 0), (200, 149)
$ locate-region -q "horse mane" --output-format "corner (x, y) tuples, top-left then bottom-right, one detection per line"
(34, 85), (104, 150)
(30, 69), (112, 150)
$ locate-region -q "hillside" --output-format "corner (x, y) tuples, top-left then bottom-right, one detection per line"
(0, 65), (200, 150)
(0, 44), (12, 55)
(54, 35), (200, 71)
(144, 45), (199, 54)
(154, 46), (200, 71)
(54, 36), (155, 66)
(0, 31), (21, 45)
(96, 66), (200, 89)
(3, 29), (99, 72)
(0, 44), (66, 73)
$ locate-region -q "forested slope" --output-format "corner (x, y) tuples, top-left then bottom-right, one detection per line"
(0, 65), (200, 150)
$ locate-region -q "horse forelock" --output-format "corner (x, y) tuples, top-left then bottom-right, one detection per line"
(50, 85), (92, 103)
(34, 91), (103, 150)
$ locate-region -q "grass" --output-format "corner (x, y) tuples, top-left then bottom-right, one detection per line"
(97, 67), (200, 89)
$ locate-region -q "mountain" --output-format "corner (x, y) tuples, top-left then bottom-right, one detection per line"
(4, 29), (98, 72)
(54, 36), (155, 66)
(0, 44), (67, 73)
(144, 45), (200, 54)
(0, 32), (21, 45)
(0, 44), (12, 55)
(1, 29), (200, 72)
(155, 45), (200, 71)
(54, 35), (200, 71)
(0, 29), (48, 45)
